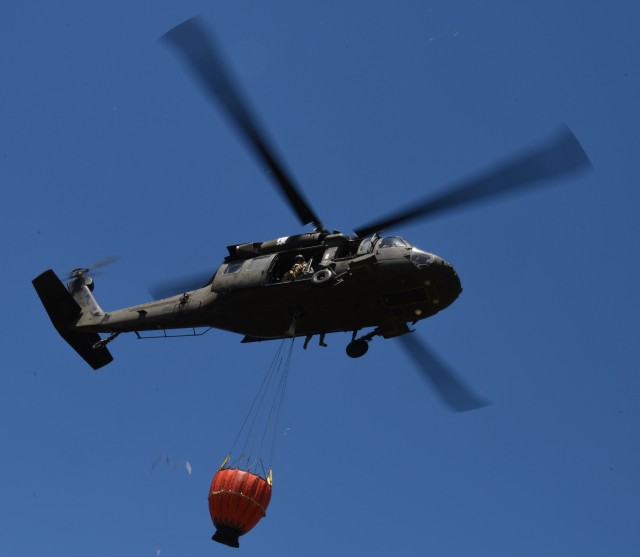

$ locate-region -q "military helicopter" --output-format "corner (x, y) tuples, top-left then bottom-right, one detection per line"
(32, 18), (591, 412)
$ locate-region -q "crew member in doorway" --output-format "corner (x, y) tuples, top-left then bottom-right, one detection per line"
(283, 254), (309, 282)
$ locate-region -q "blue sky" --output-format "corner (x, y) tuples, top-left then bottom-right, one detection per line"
(2, 1), (639, 556)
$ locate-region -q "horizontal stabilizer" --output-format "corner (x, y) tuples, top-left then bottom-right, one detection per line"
(32, 270), (113, 370)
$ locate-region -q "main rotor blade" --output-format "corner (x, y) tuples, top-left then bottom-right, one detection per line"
(149, 270), (214, 300)
(398, 333), (489, 412)
(162, 17), (323, 230)
(355, 126), (591, 237)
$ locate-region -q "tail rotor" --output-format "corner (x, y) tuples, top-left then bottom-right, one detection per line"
(63, 256), (120, 285)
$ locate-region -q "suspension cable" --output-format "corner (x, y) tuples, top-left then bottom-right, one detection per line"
(260, 339), (293, 469)
(225, 339), (294, 475)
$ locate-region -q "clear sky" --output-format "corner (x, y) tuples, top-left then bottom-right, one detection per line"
(2, 1), (639, 556)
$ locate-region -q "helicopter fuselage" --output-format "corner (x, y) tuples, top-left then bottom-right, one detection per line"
(72, 234), (462, 343)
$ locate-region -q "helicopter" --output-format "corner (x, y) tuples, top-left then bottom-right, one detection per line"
(32, 17), (591, 412)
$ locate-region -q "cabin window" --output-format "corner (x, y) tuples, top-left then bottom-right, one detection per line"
(223, 261), (244, 274)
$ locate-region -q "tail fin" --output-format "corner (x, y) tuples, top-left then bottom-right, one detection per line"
(32, 270), (113, 370)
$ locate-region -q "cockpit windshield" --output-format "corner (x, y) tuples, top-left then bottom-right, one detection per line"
(377, 236), (408, 248)
(357, 236), (410, 255)
(410, 249), (435, 267)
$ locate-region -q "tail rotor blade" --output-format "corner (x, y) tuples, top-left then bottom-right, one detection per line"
(63, 255), (121, 281)
(86, 255), (121, 272)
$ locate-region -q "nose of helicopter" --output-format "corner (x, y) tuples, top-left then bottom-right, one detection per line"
(423, 254), (462, 310)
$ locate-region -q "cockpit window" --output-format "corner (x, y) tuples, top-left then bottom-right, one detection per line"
(378, 236), (408, 248)
(410, 249), (435, 267)
(356, 238), (373, 255)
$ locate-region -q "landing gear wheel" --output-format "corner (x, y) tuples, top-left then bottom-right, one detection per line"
(312, 269), (335, 286)
(346, 339), (369, 358)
